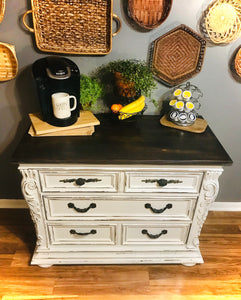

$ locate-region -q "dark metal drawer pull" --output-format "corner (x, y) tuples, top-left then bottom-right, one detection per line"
(70, 229), (97, 236)
(68, 202), (96, 213)
(142, 178), (182, 187)
(142, 229), (168, 239)
(145, 203), (172, 214)
(60, 178), (102, 186)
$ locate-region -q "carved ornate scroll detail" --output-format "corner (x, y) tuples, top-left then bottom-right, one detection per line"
(187, 170), (222, 248)
(20, 169), (43, 247)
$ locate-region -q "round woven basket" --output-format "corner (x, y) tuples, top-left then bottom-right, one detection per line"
(0, 0), (6, 23)
(234, 47), (241, 77)
(0, 42), (18, 81)
(128, 0), (172, 30)
(205, 0), (241, 44)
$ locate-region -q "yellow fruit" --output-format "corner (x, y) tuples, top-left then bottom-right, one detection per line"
(118, 101), (145, 120)
(119, 95), (145, 114)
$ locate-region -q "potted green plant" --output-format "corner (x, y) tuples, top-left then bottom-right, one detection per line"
(79, 75), (103, 110)
(105, 59), (157, 99)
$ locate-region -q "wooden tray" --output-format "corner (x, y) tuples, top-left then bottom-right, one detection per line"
(160, 114), (208, 133)
(151, 25), (206, 87)
(29, 125), (95, 136)
(29, 110), (100, 136)
(128, 0), (172, 30)
(22, 0), (121, 55)
(0, 42), (18, 81)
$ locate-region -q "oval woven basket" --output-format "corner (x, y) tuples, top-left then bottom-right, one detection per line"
(205, 0), (241, 44)
(0, 42), (18, 81)
(0, 0), (6, 23)
(128, 0), (172, 30)
(234, 47), (241, 77)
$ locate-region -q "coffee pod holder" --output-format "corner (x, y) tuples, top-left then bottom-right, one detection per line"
(168, 82), (203, 126)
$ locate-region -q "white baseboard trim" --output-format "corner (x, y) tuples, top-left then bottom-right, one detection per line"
(209, 201), (241, 211)
(0, 199), (241, 211)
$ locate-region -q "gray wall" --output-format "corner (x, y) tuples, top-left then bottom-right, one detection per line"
(0, 0), (240, 202)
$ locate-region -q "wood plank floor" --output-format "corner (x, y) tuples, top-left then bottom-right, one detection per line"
(0, 209), (240, 300)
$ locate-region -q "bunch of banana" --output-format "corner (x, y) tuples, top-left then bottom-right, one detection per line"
(118, 95), (145, 120)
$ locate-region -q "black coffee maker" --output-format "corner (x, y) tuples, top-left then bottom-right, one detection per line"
(32, 56), (81, 127)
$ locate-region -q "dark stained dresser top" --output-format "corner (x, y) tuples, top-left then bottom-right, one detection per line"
(11, 114), (232, 165)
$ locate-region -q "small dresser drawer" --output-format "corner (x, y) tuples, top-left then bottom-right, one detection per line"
(48, 224), (116, 245)
(44, 195), (196, 221)
(39, 170), (119, 193)
(125, 171), (203, 193)
(123, 223), (190, 245)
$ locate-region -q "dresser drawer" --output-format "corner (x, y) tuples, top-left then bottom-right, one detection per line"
(44, 195), (196, 221)
(123, 223), (190, 245)
(125, 171), (203, 193)
(39, 170), (119, 193)
(48, 224), (116, 245)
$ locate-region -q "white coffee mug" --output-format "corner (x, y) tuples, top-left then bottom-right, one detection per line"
(51, 92), (77, 119)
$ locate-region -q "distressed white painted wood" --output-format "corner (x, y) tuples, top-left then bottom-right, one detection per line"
(19, 164), (223, 267)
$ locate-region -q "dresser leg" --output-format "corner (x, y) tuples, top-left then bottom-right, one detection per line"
(38, 264), (53, 268)
(182, 263), (197, 267)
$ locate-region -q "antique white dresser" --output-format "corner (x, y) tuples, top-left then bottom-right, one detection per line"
(12, 115), (232, 267)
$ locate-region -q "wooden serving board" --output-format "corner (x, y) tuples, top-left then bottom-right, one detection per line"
(160, 114), (208, 133)
(29, 125), (95, 137)
(29, 110), (100, 136)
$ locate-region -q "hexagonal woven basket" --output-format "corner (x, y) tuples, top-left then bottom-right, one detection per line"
(151, 24), (206, 87)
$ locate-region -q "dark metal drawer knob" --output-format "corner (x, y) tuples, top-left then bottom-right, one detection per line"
(68, 202), (96, 213)
(145, 203), (172, 214)
(142, 229), (168, 239)
(70, 229), (97, 236)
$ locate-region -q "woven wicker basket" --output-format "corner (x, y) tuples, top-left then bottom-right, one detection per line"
(0, 0), (6, 23)
(151, 25), (206, 87)
(23, 0), (121, 55)
(0, 42), (18, 81)
(205, 0), (241, 44)
(234, 47), (241, 76)
(128, 0), (172, 30)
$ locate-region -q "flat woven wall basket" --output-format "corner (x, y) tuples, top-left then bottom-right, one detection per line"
(128, 0), (172, 30)
(0, 42), (18, 81)
(0, 0), (6, 23)
(151, 24), (206, 87)
(205, 0), (241, 44)
(23, 0), (121, 55)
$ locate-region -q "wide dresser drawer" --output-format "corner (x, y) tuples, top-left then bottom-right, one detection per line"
(43, 195), (196, 221)
(123, 223), (190, 245)
(48, 224), (116, 245)
(39, 170), (120, 193)
(125, 171), (203, 193)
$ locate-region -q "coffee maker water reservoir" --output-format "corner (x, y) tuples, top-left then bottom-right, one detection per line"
(32, 56), (81, 127)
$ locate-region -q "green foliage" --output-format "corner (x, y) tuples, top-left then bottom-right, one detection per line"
(80, 75), (103, 110)
(105, 59), (157, 98)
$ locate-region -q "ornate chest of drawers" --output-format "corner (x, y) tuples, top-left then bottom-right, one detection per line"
(12, 115), (232, 267)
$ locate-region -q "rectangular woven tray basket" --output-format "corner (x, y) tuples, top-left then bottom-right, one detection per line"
(24, 0), (117, 55)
